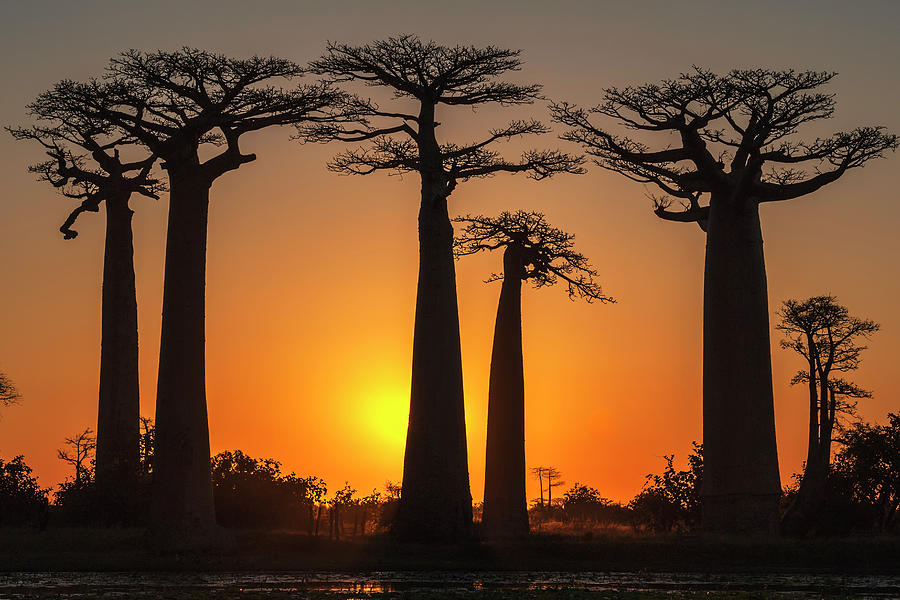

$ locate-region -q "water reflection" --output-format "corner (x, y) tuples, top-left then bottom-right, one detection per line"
(2, 571), (899, 597)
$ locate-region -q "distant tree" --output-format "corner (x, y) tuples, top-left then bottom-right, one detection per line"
(0, 372), (20, 408)
(53, 428), (99, 524)
(831, 414), (900, 533)
(378, 481), (402, 529)
(59, 48), (346, 549)
(9, 82), (163, 522)
(630, 442), (703, 533)
(301, 475), (327, 536)
(777, 295), (879, 534)
(544, 466), (565, 506)
(562, 483), (617, 525)
(138, 416), (155, 478)
(210, 450), (323, 530)
(531, 467), (546, 506)
(57, 428), (97, 487)
(329, 482), (356, 539)
(308, 35), (583, 541)
(356, 489), (382, 536)
(553, 69), (897, 533)
(454, 211), (610, 537)
(0, 455), (50, 527)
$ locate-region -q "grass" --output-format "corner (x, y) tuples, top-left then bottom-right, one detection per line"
(1, 527), (898, 574)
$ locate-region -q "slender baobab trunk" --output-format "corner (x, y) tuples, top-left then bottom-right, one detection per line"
(701, 195), (781, 534)
(537, 469), (544, 506)
(150, 166), (217, 549)
(783, 380), (835, 535)
(95, 193), (141, 522)
(482, 244), (529, 538)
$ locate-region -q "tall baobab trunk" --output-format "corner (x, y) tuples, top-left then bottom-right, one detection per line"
(95, 193), (141, 522)
(150, 166), (217, 549)
(395, 106), (473, 542)
(701, 195), (781, 534)
(482, 244), (529, 538)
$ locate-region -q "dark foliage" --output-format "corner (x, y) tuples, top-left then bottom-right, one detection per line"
(0, 456), (50, 527)
(0, 373), (21, 408)
(830, 414), (900, 533)
(211, 450), (325, 530)
(630, 443), (703, 533)
(453, 211), (612, 302)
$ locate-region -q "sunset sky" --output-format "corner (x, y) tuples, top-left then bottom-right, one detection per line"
(1, 0), (898, 505)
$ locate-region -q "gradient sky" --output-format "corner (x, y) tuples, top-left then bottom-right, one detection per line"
(1, 0), (898, 504)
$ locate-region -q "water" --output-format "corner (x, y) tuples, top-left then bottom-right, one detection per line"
(2, 571), (900, 598)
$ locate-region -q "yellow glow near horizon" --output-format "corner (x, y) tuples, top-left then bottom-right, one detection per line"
(357, 381), (410, 454)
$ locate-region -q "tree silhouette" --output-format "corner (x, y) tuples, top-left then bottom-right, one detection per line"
(54, 48), (345, 548)
(0, 372), (20, 408)
(531, 466), (546, 506)
(777, 295), (879, 535)
(57, 428), (97, 487)
(308, 35), (583, 541)
(552, 68), (897, 533)
(9, 83), (163, 522)
(454, 211), (610, 537)
(0, 455), (50, 527)
(545, 466), (565, 506)
(833, 414), (900, 533)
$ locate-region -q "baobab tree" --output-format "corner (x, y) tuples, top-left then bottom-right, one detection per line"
(552, 69), (897, 533)
(307, 35), (583, 541)
(9, 84), (161, 521)
(57, 428), (97, 487)
(454, 211), (610, 537)
(777, 295), (879, 535)
(56, 48), (346, 548)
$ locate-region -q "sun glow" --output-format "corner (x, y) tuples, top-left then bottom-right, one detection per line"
(356, 376), (410, 454)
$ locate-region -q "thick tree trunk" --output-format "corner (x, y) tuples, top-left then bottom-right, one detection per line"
(95, 194), (141, 523)
(482, 245), (529, 538)
(150, 169), (217, 549)
(394, 159), (473, 541)
(701, 195), (781, 534)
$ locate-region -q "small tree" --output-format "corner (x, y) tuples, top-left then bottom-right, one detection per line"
(138, 416), (155, 478)
(9, 83), (162, 521)
(0, 373), (20, 408)
(308, 35), (583, 541)
(832, 414), (900, 533)
(562, 483), (617, 526)
(301, 475), (327, 536)
(53, 428), (99, 524)
(777, 295), (879, 534)
(544, 466), (565, 506)
(454, 211), (610, 537)
(531, 466), (546, 506)
(630, 442), (703, 533)
(329, 482), (357, 539)
(553, 69), (897, 533)
(0, 455), (50, 527)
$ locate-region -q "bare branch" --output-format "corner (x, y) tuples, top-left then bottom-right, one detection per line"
(453, 211), (613, 303)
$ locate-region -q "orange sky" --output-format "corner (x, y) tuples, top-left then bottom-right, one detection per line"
(1, 1), (899, 504)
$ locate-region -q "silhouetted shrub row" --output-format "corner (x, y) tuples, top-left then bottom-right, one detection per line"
(3, 414), (897, 535)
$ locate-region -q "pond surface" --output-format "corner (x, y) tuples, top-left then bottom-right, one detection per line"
(2, 571), (900, 599)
